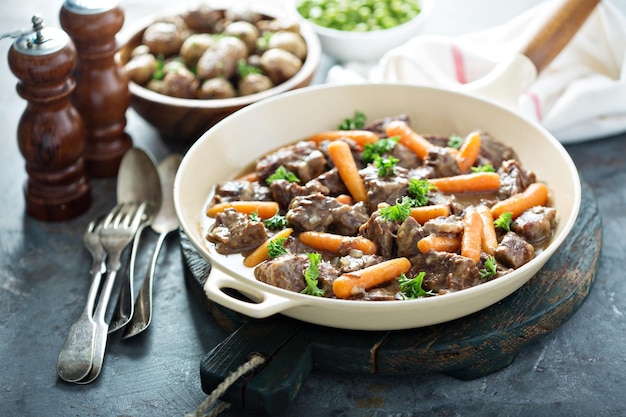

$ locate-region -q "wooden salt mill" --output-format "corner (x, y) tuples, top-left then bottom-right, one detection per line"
(60, 0), (132, 178)
(8, 15), (92, 221)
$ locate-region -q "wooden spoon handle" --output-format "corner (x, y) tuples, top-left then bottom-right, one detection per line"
(520, 0), (600, 74)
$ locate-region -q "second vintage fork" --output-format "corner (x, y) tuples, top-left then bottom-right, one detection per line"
(74, 201), (147, 384)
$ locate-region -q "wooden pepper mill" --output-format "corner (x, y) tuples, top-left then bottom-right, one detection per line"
(8, 15), (92, 221)
(60, 0), (132, 178)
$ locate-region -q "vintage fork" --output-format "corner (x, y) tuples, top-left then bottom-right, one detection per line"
(74, 201), (147, 384)
(57, 218), (107, 383)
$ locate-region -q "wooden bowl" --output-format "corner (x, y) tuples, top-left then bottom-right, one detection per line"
(117, 2), (321, 143)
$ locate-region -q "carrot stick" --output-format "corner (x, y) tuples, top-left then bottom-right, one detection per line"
(409, 204), (451, 224)
(306, 130), (379, 146)
(476, 204), (498, 255)
(461, 208), (483, 264)
(327, 140), (368, 203)
(332, 257), (412, 299)
(429, 172), (500, 193)
(243, 228), (293, 267)
(456, 131), (481, 173)
(335, 194), (353, 205)
(206, 201), (279, 219)
(236, 171), (259, 182)
(417, 234), (461, 254)
(299, 231), (377, 255)
(384, 120), (433, 159)
(490, 182), (549, 219)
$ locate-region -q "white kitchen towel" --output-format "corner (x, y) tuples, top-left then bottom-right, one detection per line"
(326, 1), (626, 143)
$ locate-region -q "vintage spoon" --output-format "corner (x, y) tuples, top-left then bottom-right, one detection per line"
(108, 148), (161, 334)
(122, 154), (183, 339)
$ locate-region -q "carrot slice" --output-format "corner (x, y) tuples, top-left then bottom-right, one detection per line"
(243, 228), (293, 268)
(476, 204), (498, 255)
(429, 172), (501, 193)
(461, 208), (483, 264)
(417, 234), (461, 254)
(299, 231), (377, 255)
(333, 257), (412, 299)
(490, 182), (549, 219)
(384, 120), (433, 159)
(409, 204), (451, 224)
(327, 140), (368, 203)
(456, 131), (481, 173)
(335, 194), (353, 205)
(306, 130), (379, 146)
(206, 201), (279, 219)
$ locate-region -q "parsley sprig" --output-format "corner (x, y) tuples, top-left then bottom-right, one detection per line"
(339, 111), (366, 130)
(301, 252), (324, 296)
(362, 136), (399, 163)
(399, 272), (434, 299)
(408, 178), (435, 207)
(266, 165), (300, 184)
(494, 211), (513, 232)
(374, 155), (398, 177)
(479, 255), (498, 279)
(267, 237), (288, 258)
(379, 196), (413, 223)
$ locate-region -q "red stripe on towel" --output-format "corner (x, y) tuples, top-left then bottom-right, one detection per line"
(525, 92), (543, 121)
(451, 44), (467, 84)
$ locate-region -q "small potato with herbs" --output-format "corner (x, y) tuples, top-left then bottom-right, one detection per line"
(122, 4), (309, 100)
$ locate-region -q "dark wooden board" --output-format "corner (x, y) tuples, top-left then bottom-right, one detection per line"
(181, 182), (601, 415)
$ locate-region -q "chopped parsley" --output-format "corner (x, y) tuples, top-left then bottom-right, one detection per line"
(362, 136), (399, 163)
(471, 163), (495, 173)
(267, 237), (288, 258)
(249, 211), (261, 223)
(339, 111), (366, 130)
(263, 212), (287, 229)
(379, 196), (413, 223)
(153, 55), (166, 80)
(494, 211), (513, 232)
(447, 134), (464, 149)
(237, 59), (262, 78)
(479, 255), (498, 279)
(266, 165), (300, 184)
(399, 272), (434, 299)
(301, 252), (325, 296)
(374, 155), (399, 177)
(408, 178), (435, 207)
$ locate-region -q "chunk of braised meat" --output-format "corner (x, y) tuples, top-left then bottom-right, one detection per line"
(363, 280), (403, 301)
(269, 179), (328, 211)
(361, 164), (410, 213)
(422, 134), (449, 148)
(423, 215), (463, 235)
(359, 211), (398, 259)
(255, 253), (339, 296)
(410, 251), (481, 293)
(329, 202), (370, 236)
(307, 167), (349, 196)
(512, 206), (557, 245)
(476, 131), (516, 170)
(332, 252), (384, 274)
(397, 216), (426, 258)
(495, 231), (535, 268)
(363, 114), (410, 136)
(286, 192), (368, 235)
(425, 146), (461, 178)
(256, 141), (327, 183)
(498, 159), (537, 199)
(206, 208), (268, 254)
(391, 143), (421, 169)
(212, 180), (271, 204)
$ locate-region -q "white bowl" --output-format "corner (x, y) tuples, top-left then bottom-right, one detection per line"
(290, 0), (433, 63)
(174, 83), (581, 331)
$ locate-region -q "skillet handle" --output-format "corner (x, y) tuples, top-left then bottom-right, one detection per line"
(520, 0), (600, 74)
(204, 267), (299, 319)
